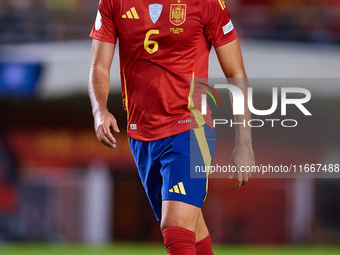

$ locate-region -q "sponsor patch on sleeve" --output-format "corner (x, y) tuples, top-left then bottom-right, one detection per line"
(95, 10), (102, 30)
(222, 20), (234, 35)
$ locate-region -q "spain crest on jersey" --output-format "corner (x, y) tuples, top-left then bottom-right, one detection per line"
(169, 4), (186, 26)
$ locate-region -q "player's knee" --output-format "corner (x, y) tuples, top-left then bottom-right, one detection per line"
(161, 217), (188, 231)
(161, 201), (201, 231)
(160, 221), (170, 232)
(161, 215), (197, 232)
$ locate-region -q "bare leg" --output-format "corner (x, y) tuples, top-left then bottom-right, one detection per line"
(161, 201), (200, 254)
(195, 209), (210, 242)
(161, 200), (201, 232)
(195, 210), (214, 255)
(161, 201), (213, 255)
(161, 201), (209, 238)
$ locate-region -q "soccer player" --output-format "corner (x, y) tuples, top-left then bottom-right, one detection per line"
(88, 0), (255, 254)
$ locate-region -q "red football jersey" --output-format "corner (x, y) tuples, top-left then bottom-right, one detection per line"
(90, 0), (238, 141)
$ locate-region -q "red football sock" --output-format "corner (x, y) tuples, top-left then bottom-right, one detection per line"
(195, 235), (214, 255)
(162, 226), (197, 255)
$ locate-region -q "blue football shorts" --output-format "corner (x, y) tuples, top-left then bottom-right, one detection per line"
(129, 124), (216, 221)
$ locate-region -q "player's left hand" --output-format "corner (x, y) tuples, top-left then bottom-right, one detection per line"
(230, 143), (255, 189)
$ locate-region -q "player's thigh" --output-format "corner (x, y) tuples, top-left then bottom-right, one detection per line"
(161, 200), (201, 232)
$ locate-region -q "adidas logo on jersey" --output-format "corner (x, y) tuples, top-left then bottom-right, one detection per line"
(169, 182), (186, 195)
(122, 7), (139, 19)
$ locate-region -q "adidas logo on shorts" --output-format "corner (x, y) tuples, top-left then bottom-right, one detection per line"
(169, 182), (186, 195)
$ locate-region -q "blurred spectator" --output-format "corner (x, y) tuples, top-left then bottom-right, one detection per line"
(269, 0), (332, 43)
(0, 123), (21, 241)
(319, 0), (340, 43)
(0, 123), (18, 191)
(237, 0), (339, 44)
(0, 0), (24, 42)
(0, 0), (339, 44)
(0, 0), (47, 43)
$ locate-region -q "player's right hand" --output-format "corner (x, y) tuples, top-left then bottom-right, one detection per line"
(93, 109), (120, 149)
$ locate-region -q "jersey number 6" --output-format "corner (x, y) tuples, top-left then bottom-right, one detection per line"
(144, 30), (159, 54)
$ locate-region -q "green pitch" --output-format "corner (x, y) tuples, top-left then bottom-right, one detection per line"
(1, 243), (340, 255)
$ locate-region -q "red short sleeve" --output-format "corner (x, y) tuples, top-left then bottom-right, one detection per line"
(90, 0), (117, 44)
(202, 0), (238, 48)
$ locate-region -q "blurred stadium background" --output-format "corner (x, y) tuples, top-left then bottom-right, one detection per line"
(0, 0), (340, 253)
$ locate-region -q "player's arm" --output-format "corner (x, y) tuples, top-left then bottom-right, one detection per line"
(215, 39), (255, 189)
(88, 39), (120, 149)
